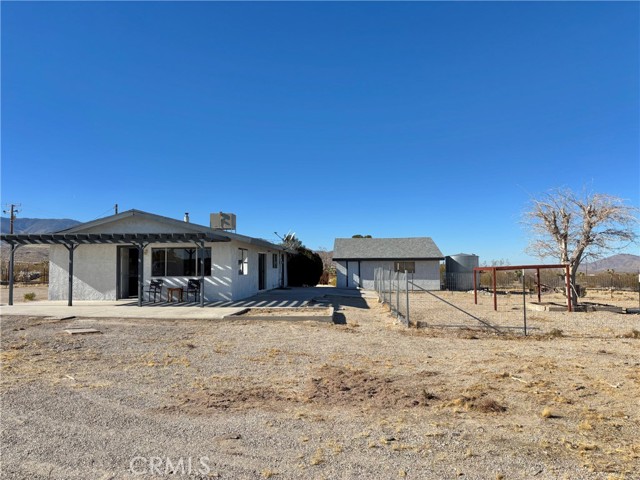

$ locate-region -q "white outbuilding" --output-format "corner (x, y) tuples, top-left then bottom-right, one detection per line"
(333, 237), (444, 290)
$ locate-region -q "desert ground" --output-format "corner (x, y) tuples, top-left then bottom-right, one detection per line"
(1, 288), (639, 479)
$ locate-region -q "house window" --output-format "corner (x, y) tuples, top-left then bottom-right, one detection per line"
(272, 253), (278, 268)
(238, 248), (248, 275)
(151, 248), (211, 276)
(394, 261), (415, 273)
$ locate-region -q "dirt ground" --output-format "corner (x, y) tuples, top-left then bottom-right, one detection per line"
(408, 289), (640, 337)
(1, 293), (639, 479)
(0, 284), (49, 304)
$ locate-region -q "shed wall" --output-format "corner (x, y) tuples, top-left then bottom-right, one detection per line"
(335, 259), (441, 291)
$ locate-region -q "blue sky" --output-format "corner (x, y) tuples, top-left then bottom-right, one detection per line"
(2, 2), (638, 263)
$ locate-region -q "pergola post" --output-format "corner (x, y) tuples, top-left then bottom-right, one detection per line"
(63, 243), (78, 306)
(536, 268), (541, 303)
(137, 243), (146, 307)
(199, 240), (205, 308)
(7, 243), (19, 306)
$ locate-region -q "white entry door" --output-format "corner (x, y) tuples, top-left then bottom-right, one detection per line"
(347, 261), (360, 289)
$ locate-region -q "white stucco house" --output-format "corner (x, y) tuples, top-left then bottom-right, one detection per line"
(333, 237), (444, 290)
(47, 209), (288, 303)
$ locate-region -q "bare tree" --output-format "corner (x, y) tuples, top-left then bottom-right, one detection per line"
(525, 188), (638, 304)
(315, 247), (335, 274)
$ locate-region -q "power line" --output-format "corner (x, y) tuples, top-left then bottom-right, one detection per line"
(92, 204), (119, 220)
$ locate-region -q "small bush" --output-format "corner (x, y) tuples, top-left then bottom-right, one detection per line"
(547, 328), (564, 338)
(621, 329), (640, 339)
(23, 292), (36, 301)
(541, 407), (554, 418)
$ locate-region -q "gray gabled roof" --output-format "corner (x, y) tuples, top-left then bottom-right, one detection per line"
(58, 209), (285, 251)
(333, 237), (443, 260)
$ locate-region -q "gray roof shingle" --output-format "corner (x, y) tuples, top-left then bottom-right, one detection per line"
(332, 237), (443, 260)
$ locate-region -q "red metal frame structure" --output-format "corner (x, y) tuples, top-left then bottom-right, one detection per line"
(473, 264), (572, 312)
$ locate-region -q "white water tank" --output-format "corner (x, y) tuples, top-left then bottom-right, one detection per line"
(445, 254), (480, 290)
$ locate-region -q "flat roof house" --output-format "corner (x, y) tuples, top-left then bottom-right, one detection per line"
(333, 237), (444, 290)
(34, 209), (287, 304)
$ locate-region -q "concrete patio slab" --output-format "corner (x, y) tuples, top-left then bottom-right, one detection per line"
(0, 301), (247, 320)
(0, 286), (370, 321)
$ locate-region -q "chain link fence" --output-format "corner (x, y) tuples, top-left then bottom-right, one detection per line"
(373, 267), (639, 335)
(0, 261), (49, 285)
(374, 267), (409, 326)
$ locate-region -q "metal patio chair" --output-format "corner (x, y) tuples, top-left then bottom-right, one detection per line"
(146, 279), (163, 303)
(186, 279), (201, 302)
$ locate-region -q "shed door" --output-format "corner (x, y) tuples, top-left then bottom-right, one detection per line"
(347, 261), (360, 289)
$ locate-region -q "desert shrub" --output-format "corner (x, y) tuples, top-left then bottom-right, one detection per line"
(23, 292), (36, 301)
(547, 328), (564, 338)
(287, 247), (323, 287)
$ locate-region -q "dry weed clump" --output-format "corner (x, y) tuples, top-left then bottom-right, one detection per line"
(261, 468), (278, 478)
(541, 407), (554, 418)
(309, 448), (325, 465)
(620, 329), (640, 339)
(444, 396), (507, 413)
(547, 328), (564, 338)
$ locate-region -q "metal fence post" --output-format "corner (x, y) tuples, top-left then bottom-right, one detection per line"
(396, 271), (400, 318)
(405, 270), (410, 327)
(522, 273), (527, 336)
(386, 268), (390, 305)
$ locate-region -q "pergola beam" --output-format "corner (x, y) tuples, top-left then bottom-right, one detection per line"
(1, 232), (230, 307)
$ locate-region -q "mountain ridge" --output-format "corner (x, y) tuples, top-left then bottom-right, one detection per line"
(0, 217), (81, 234)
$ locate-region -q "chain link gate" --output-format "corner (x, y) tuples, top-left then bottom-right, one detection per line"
(374, 267), (410, 326)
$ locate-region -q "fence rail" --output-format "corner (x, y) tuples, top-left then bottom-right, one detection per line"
(440, 270), (640, 293)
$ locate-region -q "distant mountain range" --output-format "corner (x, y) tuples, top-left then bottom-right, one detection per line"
(1, 217), (638, 273)
(579, 254), (640, 273)
(0, 217), (81, 234)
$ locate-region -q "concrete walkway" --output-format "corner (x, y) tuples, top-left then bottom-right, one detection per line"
(0, 286), (373, 320)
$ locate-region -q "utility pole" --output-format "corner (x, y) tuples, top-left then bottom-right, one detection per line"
(114, 204), (119, 215)
(3, 203), (21, 234)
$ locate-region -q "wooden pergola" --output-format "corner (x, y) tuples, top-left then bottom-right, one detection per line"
(473, 264), (572, 312)
(1, 232), (229, 307)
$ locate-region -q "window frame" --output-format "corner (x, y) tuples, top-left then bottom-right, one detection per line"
(394, 261), (416, 274)
(238, 248), (249, 276)
(151, 247), (212, 277)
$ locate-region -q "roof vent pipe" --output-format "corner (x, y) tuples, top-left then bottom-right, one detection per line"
(184, 212), (190, 223)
